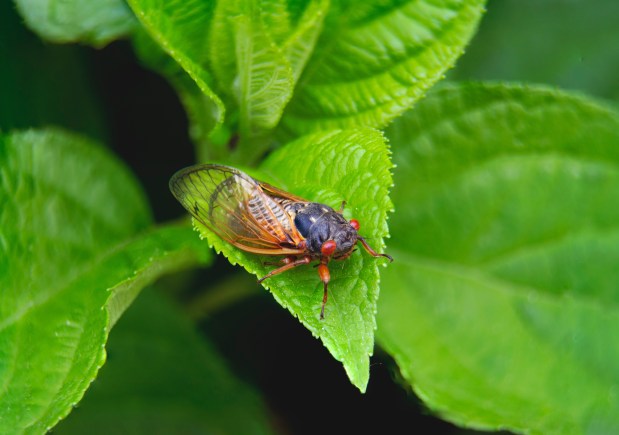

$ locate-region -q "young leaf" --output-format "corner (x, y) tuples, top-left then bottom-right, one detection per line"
(131, 28), (230, 164)
(186, 129), (393, 392)
(0, 129), (211, 433)
(233, 8), (294, 135)
(54, 288), (274, 434)
(127, 0), (226, 145)
(377, 83), (619, 433)
(13, 0), (136, 47)
(279, 0), (329, 83)
(129, 0), (329, 164)
(279, 0), (487, 136)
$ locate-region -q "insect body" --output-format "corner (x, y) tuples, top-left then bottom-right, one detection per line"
(169, 164), (392, 319)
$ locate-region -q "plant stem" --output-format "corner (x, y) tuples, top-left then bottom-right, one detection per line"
(185, 272), (261, 320)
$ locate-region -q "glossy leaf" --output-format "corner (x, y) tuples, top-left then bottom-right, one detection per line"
(54, 289), (273, 434)
(0, 129), (211, 433)
(129, 0), (328, 164)
(127, 0), (226, 150)
(279, 0), (487, 136)
(187, 129), (393, 392)
(129, 0), (483, 163)
(377, 83), (619, 433)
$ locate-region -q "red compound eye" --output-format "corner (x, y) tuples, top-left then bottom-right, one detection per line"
(350, 219), (360, 231)
(321, 240), (337, 256)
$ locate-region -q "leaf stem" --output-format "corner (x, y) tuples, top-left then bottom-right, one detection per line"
(185, 272), (261, 320)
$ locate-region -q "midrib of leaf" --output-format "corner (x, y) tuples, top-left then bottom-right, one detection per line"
(279, 0), (328, 82)
(403, 84), (619, 150)
(390, 240), (619, 313)
(477, 226), (619, 271)
(381, 249), (614, 429)
(306, 5), (454, 84)
(281, 0), (485, 135)
(0, 225), (199, 335)
(235, 15), (293, 133)
(13, 173), (131, 240)
(0, 225), (210, 431)
(389, 97), (619, 207)
(380, 278), (569, 433)
(402, 150), (619, 208)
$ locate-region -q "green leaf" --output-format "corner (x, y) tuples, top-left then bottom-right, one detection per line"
(13, 0), (136, 47)
(450, 0), (619, 102)
(131, 28), (227, 163)
(232, 7), (294, 135)
(189, 129), (393, 392)
(130, 0), (329, 164)
(278, 0), (329, 83)
(54, 288), (274, 434)
(127, 0), (226, 148)
(209, 0), (327, 141)
(279, 0), (487, 136)
(377, 83), (619, 433)
(0, 129), (211, 433)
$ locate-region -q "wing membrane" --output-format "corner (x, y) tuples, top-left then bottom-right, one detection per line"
(170, 164), (305, 255)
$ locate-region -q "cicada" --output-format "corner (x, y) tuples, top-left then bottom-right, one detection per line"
(169, 164), (392, 319)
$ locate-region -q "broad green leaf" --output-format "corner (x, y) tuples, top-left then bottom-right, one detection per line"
(0, 2), (105, 138)
(187, 129), (393, 392)
(279, 0), (486, 136)
(13, 0), (136, 47)
(127, 0), (226, 148)
(129, 0), (328, 164)
(280, 0), (329, 83)
(0, 129), (211, 433)
(233, 8), (294, 136)
(209, 0), (327, 143)
(377, 83), (619, 433)
(54, 288), (273, 434)
(131, 28), (228, 164)
(450, 0), (619, 102)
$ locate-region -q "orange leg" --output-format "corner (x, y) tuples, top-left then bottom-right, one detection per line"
(334, 249), (356, 261)
(357, 236), (393, 262)
(263, 255), (297, 266)
(257, 255), (311, 283)
(317, 258), (331, 320)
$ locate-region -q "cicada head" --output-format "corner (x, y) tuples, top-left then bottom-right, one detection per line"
(293, 203), (359, 257)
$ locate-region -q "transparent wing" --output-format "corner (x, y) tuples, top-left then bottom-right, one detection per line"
(169, 164), (305, 255)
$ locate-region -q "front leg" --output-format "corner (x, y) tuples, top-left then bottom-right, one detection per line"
(263, 255), (298, 266)
(317, 257), (331, 320)
(258, 255), (312, 283)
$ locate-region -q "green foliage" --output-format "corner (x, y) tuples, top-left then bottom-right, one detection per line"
(54, 288), (274, 434)
(191, 129), (392, 392)
(127, 0), (485, 164)
(378, 82), (619, 434)
(279, 0), (486, 136)
(6, 0), (619, 433)
(0, 129), (211, 433)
